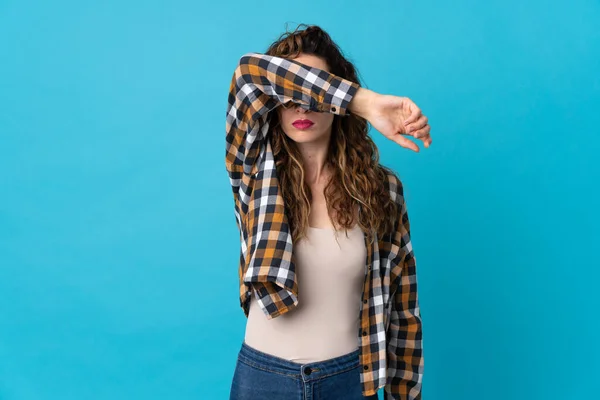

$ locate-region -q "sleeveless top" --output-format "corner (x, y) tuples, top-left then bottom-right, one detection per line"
(243, 223), (367, 363)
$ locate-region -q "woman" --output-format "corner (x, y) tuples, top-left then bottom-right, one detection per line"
(225, 24), (431, 400)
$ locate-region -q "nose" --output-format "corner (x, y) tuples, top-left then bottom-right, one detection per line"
(295, 105), (310, 114)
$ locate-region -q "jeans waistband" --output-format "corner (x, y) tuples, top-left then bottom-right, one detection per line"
(238, 340), (360, 381)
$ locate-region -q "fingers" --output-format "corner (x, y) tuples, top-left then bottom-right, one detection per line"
(391, 133), (420, 153)
(420, 132), (432, 148)
(406, 115), (432, 148)
(403, 100), (422, 127)
(405, 115), (428, 134)
(395, 97), (431, 151)
(423, 134), (432, 147)
(414, 125), (432, 147)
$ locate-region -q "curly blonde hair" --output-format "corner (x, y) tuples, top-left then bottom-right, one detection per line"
(265, 23), (400, 245)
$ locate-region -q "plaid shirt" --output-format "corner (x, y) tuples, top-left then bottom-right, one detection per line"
(225, 52), (423, 400)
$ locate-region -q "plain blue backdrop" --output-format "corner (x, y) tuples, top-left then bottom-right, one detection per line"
(1, 0), (598, 399)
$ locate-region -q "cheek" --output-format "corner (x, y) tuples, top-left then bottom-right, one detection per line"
(313, 113), (334, 128)
(280, 109), (294, 123)
(321, 114), (334, 125)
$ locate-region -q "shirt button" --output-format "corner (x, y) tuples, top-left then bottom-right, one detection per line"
(362, 331), (367, 336)
(304, 366), (312, 375)
(363, 299), (368, 304)
(331, 106), (337, 112)
(364, 365), (369, 370)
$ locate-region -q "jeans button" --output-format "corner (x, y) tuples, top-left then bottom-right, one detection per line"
(304, 366), (312, 375)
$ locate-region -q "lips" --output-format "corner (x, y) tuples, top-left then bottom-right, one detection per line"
(292, 119), (314, 129)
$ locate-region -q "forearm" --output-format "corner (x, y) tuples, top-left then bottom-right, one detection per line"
(348, 86), (377, 119)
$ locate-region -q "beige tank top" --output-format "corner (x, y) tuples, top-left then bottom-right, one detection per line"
(244, 224), (367, 363)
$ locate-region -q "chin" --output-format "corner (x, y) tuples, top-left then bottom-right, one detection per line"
(290, 134), (321, 144)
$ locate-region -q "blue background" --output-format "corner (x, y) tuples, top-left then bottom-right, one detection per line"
(1, 0), (598, 399)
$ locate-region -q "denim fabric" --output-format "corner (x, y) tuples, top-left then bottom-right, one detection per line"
(230, 341), (379, 400)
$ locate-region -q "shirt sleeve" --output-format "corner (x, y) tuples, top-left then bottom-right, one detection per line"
(224, 52), (361, 315)
(225, 51), (360, 193)
(225, 52), (360, 229)
(385, 179), (424, 400)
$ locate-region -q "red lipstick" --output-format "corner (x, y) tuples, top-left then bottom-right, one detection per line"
(292, 119), (314, 130)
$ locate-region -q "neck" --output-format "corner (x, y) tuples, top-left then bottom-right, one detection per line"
(297, 135), (332, 186)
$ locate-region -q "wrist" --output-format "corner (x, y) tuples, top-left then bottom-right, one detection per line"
(348, 87), (377, 119)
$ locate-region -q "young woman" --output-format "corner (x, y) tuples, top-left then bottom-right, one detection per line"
(225, 24), (431, 400)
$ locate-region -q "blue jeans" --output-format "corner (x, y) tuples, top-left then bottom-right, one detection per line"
(229, 340), (379, 400)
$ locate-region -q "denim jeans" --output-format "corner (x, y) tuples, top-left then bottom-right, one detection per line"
(229, 340), (380, 400)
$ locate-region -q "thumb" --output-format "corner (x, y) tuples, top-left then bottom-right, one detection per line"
(391, 133), (420, 153)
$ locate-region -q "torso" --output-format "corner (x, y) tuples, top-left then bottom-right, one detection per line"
(244, 167), (367, 363)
